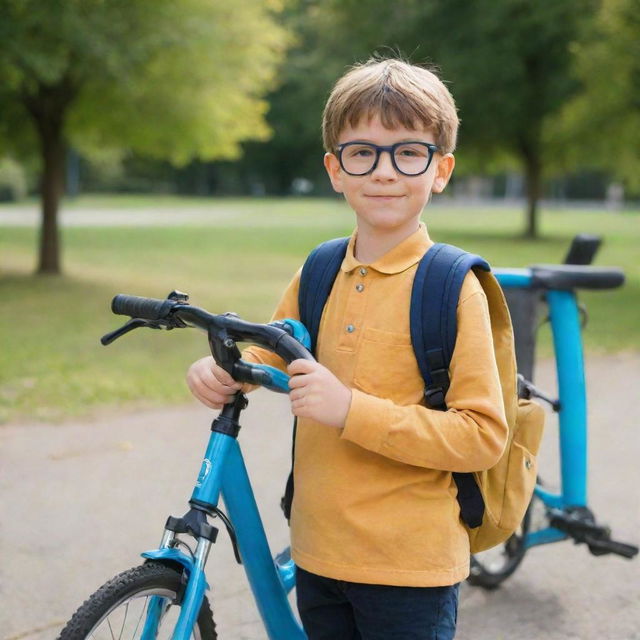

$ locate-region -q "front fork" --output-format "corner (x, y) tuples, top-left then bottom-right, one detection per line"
(140, 530), (213, 639)
(140, 534), (299, 639)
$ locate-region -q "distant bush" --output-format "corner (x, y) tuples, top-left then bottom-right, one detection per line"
(0, 157), (28, 201)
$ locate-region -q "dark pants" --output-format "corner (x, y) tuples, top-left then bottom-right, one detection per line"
(296, 567), (459, 640)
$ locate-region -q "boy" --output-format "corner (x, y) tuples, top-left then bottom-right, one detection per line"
(187, 58), (507, 639)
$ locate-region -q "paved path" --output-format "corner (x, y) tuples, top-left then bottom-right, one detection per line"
(1, 355), (639, 639)
(0, 205), (244, 228)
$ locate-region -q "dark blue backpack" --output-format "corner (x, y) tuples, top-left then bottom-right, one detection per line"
(282, 238), (491, 530)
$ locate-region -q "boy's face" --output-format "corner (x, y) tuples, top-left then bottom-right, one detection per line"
(324, 114), (454, 237)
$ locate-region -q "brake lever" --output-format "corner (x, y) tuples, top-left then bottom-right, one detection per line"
(100, 318), (162, 346)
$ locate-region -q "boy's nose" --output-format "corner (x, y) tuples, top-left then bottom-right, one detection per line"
(371, 150), (397, 179)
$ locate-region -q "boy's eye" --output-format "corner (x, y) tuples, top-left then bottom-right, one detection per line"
(395, 144), (427, 158)
(346, 145), (375, 158)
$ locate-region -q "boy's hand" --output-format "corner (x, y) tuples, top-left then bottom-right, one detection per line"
(287, 360), (352, 428)
(186, 356), (242, 409)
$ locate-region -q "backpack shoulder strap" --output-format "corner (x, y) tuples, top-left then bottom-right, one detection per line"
(282, 236), (349, 521)
(299, 237), (349, 355)
(410, 242), (490, 529)
(410, 242), (490, 409)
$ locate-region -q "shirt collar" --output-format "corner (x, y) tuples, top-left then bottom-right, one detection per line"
(341, 223), (433, 275)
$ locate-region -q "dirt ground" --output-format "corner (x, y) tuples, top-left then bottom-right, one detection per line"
(1, 355), (639, 640)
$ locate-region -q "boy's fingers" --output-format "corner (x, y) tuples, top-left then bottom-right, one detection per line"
(288, 359), (316, 376)
(191, 389), (223, 410)
(211, 363), (241, 389)
(193, 369), (229, 398)
(193, 362), (239, 394)
(188, 368), (236, 402)
(187, 356), (240, 411)
(191, 378), (221, 403)
(196, 382), (237, 406)
(288, 373), (309, 390)
(289, 388), (305, 402)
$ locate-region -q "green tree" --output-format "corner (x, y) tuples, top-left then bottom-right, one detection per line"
(0, 0), (288, 273)
(251, 0), (591, 236)
(214, 2), (346, 196)
(428, 0), (591, 237)
(550, 0), (640, 191)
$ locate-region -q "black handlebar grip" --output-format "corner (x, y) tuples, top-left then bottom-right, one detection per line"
(111, 294), (176, 320)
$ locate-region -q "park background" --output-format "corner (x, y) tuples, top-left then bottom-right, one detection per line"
(1, 0), (638, 423)
(1, 1), (639, 639)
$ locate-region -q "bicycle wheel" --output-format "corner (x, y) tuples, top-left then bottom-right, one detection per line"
(58, 561), (216, 639)
(466, 495), (538, 590)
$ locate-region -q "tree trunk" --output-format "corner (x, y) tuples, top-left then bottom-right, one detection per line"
(22, 77), (76, 275)
(523, 152), (542, 239)
(38, 128), (65, 274)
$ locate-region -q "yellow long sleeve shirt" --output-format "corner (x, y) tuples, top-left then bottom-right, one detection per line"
(243, 224), (508, 587)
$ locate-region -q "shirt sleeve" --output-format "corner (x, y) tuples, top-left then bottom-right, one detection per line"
(341, 287), (509, 473)
(240, 268), (302, 375)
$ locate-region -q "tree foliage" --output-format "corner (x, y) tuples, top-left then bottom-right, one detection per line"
(310, 0), (590, 236)
(0, 0), (289, 272)
(550, 0), (640, 189)
(233, 0), (595, 236)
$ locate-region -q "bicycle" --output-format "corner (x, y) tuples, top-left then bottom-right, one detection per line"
(59, 292), (314, 639)
(468, 234), (638, 588)
(58, 234), (638, 638)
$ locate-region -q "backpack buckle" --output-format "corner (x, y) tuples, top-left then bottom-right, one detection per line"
(424, 387), (446, 409)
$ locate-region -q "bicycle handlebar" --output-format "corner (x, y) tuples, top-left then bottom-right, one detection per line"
(104, 292), (314, 394)
(112, 294), (179, 321)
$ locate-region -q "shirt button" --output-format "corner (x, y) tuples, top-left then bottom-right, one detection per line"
(346, 324), (356, 333)
(356, 284), (365, 292)
(359, 267), (368, 276)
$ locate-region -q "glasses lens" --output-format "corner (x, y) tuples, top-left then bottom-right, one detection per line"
(393, 143), (431, 175)
(340, 144), (377, 175)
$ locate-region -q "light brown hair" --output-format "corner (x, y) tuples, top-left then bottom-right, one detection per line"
(322, 58), (459, 154)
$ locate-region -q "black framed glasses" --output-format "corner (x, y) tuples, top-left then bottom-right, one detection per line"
(336, 141), (440, 177)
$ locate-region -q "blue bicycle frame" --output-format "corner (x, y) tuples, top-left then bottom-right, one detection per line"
(141, 428), (305, 639)
(495, 268), (584, 549)
(129, 312), (311, 639)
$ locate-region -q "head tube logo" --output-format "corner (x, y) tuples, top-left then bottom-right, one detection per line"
(196, 458), (212, 488)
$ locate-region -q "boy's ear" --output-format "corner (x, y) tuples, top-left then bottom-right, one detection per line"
(431, 154), (455, 194)
(324, 152), (343, 194)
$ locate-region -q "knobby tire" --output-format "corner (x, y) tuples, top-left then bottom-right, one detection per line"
(57, 560), (216, 639)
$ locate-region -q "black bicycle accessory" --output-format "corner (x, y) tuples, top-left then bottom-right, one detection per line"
(101, 291), (314, 391)
(101, 290), (190, 345)
(548, 506), (638, 559)
(111, 293), (182, 321)
(165, 509), (218, 544)
(517, 374), (561, 412)
(563, 234), (602, 265)
(165, 505), (243, 565)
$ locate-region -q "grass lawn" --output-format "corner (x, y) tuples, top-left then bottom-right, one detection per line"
(1, 195), (638, 424)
